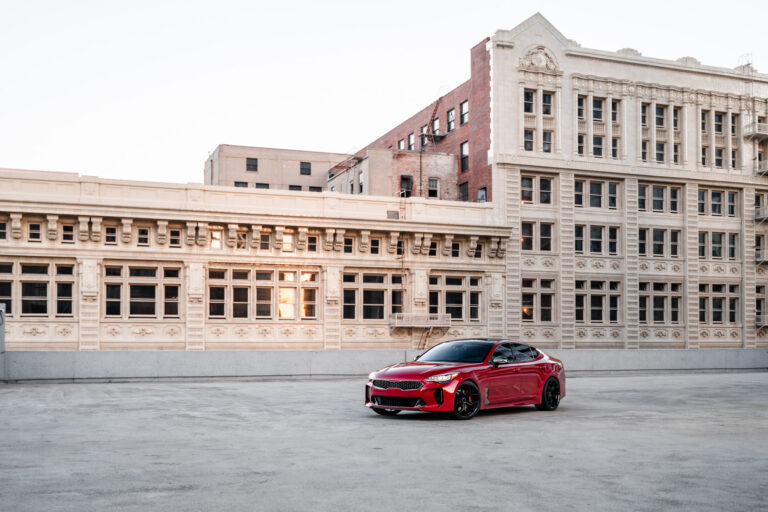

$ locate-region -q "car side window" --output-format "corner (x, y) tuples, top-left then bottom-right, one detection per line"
(510, 343), (537, 362)
(491, 343), (514, 362)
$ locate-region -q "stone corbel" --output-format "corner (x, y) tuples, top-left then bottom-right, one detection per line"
(90, 217), (102, 242)
(387, 232), (400, 253)
(359, 230), (370, 253)
(274, 226), (285, 250)
(226, 224), (238, 247)
(156, 220), (168, 245)
(467, 235), (479, 257)
(334, 229), (345, 252)
(442, 234), (454, 256)
(411, 233), (423, 254)
(250, 225), (262, 248)
(497, 238), (507, 258)
(120, 218), (133, 243)
(324, 229), (335, 251)
(186, 222), (197, 245)
(46, 215), (59, 240)
(79, 216), (92, 241)
(420, 234), (432, 255)
(10, 213), (22, 239)
(489, 237), (499, 258)
(196, 223), (207, 246)
(296, 227), (308, 250)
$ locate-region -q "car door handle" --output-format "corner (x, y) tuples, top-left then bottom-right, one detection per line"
(511, 368), (520, 373)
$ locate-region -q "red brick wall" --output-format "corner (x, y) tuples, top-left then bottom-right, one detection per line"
(360, 37), (492, 202)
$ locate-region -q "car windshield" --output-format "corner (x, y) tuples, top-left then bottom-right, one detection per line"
(418, 341), (496, 363)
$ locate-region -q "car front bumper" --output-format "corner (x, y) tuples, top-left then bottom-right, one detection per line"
(365, 379), (460, 412)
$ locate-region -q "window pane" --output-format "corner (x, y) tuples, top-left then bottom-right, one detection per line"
(278, 288), (296, 319)
(445, 292), (463, 319)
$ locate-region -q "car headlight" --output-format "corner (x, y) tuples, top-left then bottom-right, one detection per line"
(424, 373), (459, 384)
(368, 372), (377, 380)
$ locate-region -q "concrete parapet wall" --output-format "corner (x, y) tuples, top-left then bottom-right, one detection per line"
(0, 349), (767, 382)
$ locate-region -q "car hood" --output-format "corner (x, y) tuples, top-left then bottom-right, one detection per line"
(374, 361), (471, 379)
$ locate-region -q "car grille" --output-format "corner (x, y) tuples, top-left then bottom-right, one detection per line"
(372, 379), (423, 390)
(372, 396), (425, 408)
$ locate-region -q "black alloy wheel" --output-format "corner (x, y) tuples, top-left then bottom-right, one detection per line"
(535, 377), (560, 411)
(372, 407), (401, 416)
(451, 382), (481, 420)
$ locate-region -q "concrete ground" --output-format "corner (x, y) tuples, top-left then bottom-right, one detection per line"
(0, 372), (766, 512)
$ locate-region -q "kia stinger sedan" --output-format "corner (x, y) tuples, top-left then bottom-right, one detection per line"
(365, 339), (565, 419)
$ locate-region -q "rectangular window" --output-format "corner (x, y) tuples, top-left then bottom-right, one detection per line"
(446, 109), (455, 132)
(728, 192), (736, 217)
(639, 229), (647, 256)
(652, 186), (664, 212)
(701, 147), (708, 166)
(715, 148), (723, 168)
(408, 133), (415, 150)
(577, 97), (584, 120)
(714, 113), (723, 133)
(673, 108), (679, 130)
(427, 178), (439, 198)
(460, 100), (469, 124)
(451, 242), (460, 258)
(459, 182), (469, 202)
(344, 238), (353, 254)
(130, 284), (156, 316)
(29, 223), (41, 241)
(611, 100), (619, 123)
(575, 225), (584, 253)
(0, 222), (6, 240)
(698, 232), (707, 259)
(641, 141), (648, 162)
(524, 130), (534, 152)
(288, 185), (302, 191)
(593, 98), (603, 121)
(574, 180), (583, 207)
(638, 185), (647, 211)
(398, 139), (405, 150)
(612, 137), (619, 158)
(300, 162), (311, 175)
(542, 93), (552, 116)
(477, 187), (487, 203)
(655, 142), (665, 163)
(608, 227), (618, 255)
(62, 225), (74, 243)
(460, 141), (469, 171)
(246, 158), (258, 171)
(673, 144), (679, 164)
(540, 177), (552, 204)
(21, 282), (47, 315)
(169, 229), (181, 247)
(608, 182), (617, 210)
(234, 181), (248, 188)
(432, 117), (439, 135)
(255, 183), (269, 189)
(400, 175), (412, 198)
(652, 229), (665, 257)
(589, 181), (602, 208)
(655, 106), (665, 127)
(577, 135), (584, 156)
(524, 90), (535, 113)
(589, 226), (603, 254)
(641, 104), (647, 126)
(593, 136), (603, 157)
(260, 233), (271, 250)
(543, 131), (552, 153)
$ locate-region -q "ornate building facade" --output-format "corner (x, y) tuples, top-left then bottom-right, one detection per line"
(2, 14), (768, 351)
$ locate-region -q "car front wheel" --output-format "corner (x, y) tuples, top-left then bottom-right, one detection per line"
(451, 381), (481, 420)
(535, 377), (560, 411)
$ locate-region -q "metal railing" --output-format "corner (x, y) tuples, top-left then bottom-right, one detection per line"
(756, 314), (768, 328)
(755, 160), (768, 176)
(756, 250), (768, 264)
(744, 122), (768, 140)
(389, 313), (452, 329)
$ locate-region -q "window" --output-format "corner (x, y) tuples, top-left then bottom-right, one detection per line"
(289, 185), (302, 191)
(0, 222), (6, 240)
(260, 233), (270, 250)
(459, 182), (469, 202)
(611, 100), (619, 123)
(673, 144), (680, 164)
(344, 238), (353, 254)
(398, 139), (405, 150)
(408, 133), (415, 150)
(612, 138), (619, 158)
(477, 187), (487, 203)
(577, 97), (584, 120)
(460, 100), (469, 124)
(656, 143), (665, 163)
(575, 179), (619, 209)
(421, 125), (428, 146)
(524, 90), (535, 113)
(701, 147), (708, 166)
(308, 236), (318, 252)
(62, 225), (74, 243)
(593, 98), (603, 121)
(639, 282), (683, 324)
(524, 130), (534, 151)
(460, 141), (469, 171)
(309, 186), (322, 193)
(137, 227), (150, 246)
(655, 106), (666, 127)
(698, 231), (739, 260)
(638, 228), (680, 258)
(451, 242), (460, 258)
(255, 183), (269, 189)
(576, 280), (621, 324)
(521, 221), (554, 252)
(428, 242), (437, 256)
(522, 278), (555, 323)
(698, 283), (739, 325)
(371, 239), (380, 255)
(429, 273), (482, 322)
(343, 271), (406, 321)
(104, 226), (117, 245)
(673, 108), (680, 130)
(521, 175), (553, 205)
(246, 158), (258, 171)
(542, 93), (552, 116)
(543, 131), (552, 153)
(428, 178), (439, 198)
(593, 136), (603, 157)
(104, 264), (180, 319)
(432, 117), (439, 135)
(400, 175), (412, 198)
(714, 113), (723, 133)
(29, 223), (41, 241)
(234, 181), (248, 188)
(447, 109), (455, 132)
(575, 225), (620, 255)
(715, 148), (724, 168)
(209, 228), (222, 249)
(577, 135), (584, 156)
(699, 189), (738, 217)
(701, 111), (708, 132)
(731, 114), (738, 136)
(641, 141), (648, 162)
(641, 104), (648, 126)
(300, 162), (311, 176)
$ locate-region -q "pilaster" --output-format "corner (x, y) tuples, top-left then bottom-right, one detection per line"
(743, 187), (757, 347)
(686, 184), (700, 348)
(625, 178), (640, 348)
(504, 168), (522, 340)
(185, 262), (205, 350)
(323, 266), (341, 350)
(77, 259), (100, 350)
(559, 172), (575, 349)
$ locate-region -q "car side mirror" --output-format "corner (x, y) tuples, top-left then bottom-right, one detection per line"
(492, 356), (508, 367)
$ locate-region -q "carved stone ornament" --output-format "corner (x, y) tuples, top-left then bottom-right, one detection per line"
(344, 328), (357, 337)
(542, 330), (554, 339)
(211, 327), (225, 337)
(519, 46), (558, 71)
(639, 262), (649, 271)
(700, 265), (709, 273)
(234, 327), (250, 338)
(730, 330), (740, 339)
(23, 326), (47, 337)
(611, 261), (621, 270)
(672, 264), (682, 273)
(542, 258), (555, 268)
(56, 326), (73, 337)
(107, 326), (121, 337)
(522, 329), (536, 338)
(576, 329), (587, 338)
(165, 326), (180, 337)
(132, 327), (154, 337)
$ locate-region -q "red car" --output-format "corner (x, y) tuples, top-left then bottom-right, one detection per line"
(365, 339), (565, 419)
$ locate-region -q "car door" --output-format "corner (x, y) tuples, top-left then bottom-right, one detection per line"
(510, 344), (543, 400)
(480, 343), (525, 405)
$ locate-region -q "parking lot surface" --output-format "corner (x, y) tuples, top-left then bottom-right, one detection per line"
(1, 371), (767, 512)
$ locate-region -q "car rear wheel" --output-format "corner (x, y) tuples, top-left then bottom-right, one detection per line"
(372, 407), (401, 416)
(451, 381), (481, 420)
(535, 377), (560, 411)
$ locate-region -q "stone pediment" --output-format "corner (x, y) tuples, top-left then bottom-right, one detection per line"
(519, 45), (558, 72)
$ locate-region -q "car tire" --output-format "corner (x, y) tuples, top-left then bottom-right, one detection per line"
(451, 381), (481, 420)
(535, 377), (561, 411)
(372, 407), (401, 416)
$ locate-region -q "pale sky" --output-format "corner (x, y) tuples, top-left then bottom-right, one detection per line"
(1, 0), (765, 184)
